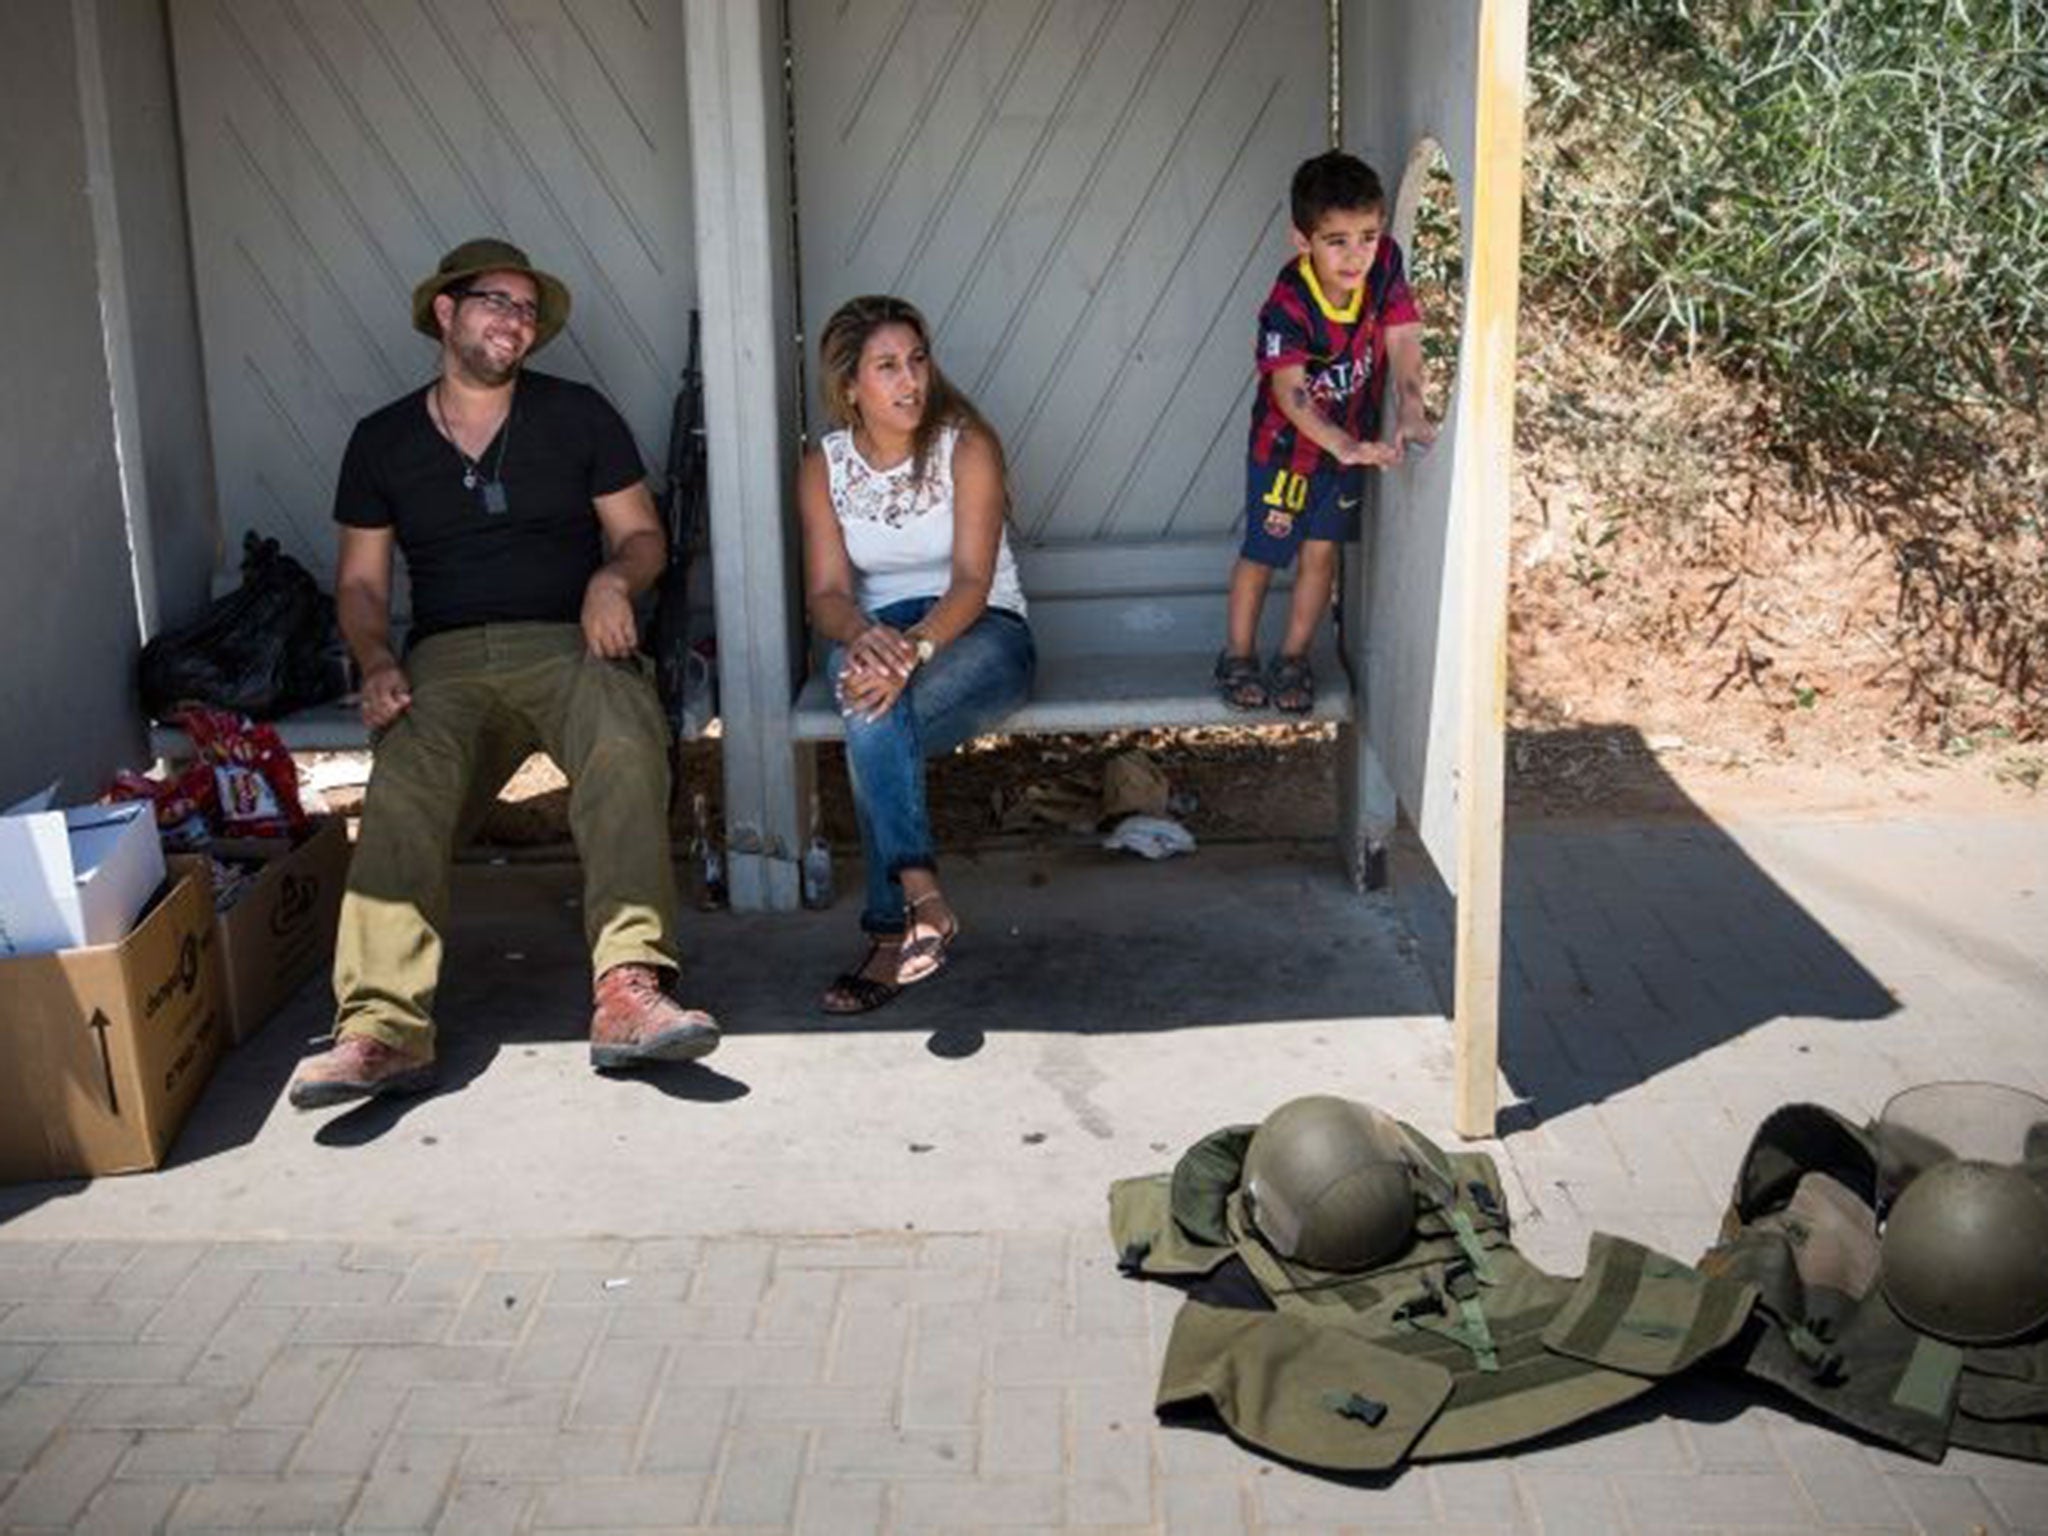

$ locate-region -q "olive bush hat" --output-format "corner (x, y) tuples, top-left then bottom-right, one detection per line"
(411, 237), (570, 350)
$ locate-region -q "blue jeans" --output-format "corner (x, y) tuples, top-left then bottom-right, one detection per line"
(830, 598), (1035, 934)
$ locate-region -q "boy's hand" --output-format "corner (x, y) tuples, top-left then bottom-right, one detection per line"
(1338, 438), (1399, 469)
(1393, 407), (1438, 457)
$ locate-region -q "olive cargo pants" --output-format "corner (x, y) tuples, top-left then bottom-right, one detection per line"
(332, 623), (680, 1054)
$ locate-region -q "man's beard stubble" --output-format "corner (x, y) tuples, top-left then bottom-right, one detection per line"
(452, 332), (522, 388)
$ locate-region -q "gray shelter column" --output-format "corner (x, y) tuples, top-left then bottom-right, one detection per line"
(684, 0), (807, 912)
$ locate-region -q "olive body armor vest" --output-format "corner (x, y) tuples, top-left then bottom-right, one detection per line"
(1110, 1121), (1757, 1472)
(1700, 1102), (2048, 1465)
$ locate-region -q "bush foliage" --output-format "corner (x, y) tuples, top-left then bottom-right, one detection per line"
(1525, 0), (2048, 458)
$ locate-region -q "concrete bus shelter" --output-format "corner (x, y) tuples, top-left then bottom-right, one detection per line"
(696, 0), (1526, 1135)
(2, 0), (1525, 1135)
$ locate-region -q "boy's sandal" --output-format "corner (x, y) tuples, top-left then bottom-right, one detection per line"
(896, 893), (958, 987)
(820, 939), (903, 1015)
(1214, 651), (1269, 711)
(1269, 654), (1316, 715)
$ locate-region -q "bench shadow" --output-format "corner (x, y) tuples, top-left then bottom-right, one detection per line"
(1397, 724), (1898, 1124)
(709, 838), (1442, 1044)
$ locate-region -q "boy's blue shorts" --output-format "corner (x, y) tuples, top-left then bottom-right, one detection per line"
(1238, 459), (1364, 568)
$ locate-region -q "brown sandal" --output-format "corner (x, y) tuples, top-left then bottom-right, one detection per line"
(1214, 651), (1268, 711)
(820, 938), (904, 1015)
(1268, 654), (1316, 714)
(896, 893), (958, 987)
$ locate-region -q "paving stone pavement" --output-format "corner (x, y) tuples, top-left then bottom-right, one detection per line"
(1, 812), (2044, 1533)
(2, 1229), (2046, 1534)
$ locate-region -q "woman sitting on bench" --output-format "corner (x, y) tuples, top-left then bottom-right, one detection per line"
(798, 295), (1035, 1014)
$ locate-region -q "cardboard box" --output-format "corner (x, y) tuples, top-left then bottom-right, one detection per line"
(0, 871), (226, 1182)
(0, 800), (165, 958)
(169, 817), (350, 1044)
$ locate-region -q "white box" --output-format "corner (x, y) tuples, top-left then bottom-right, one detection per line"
(0, 801), (167, 958)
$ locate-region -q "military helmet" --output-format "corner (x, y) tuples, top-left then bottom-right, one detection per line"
(1880, 1158), (2048, 1344)
(1242, 1097), (1417, 1271)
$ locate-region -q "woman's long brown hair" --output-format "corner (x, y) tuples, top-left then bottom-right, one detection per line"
(817, 295), (1007, 491)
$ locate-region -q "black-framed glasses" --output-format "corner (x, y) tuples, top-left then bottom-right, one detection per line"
(455, 288), (542, 326)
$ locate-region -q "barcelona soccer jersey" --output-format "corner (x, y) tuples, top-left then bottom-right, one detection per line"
(1248, 242), (1419, 476)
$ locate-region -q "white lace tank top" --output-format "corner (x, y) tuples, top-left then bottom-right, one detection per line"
(822, 425), (1027, 618)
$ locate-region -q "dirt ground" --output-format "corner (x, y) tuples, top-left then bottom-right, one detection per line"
(1506, 310), (2043, 796)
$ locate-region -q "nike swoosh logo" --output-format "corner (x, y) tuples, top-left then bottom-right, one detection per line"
(1337, 497), (1360, 510)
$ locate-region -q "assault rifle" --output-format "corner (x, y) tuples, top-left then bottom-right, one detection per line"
(645, 311), (710, 735)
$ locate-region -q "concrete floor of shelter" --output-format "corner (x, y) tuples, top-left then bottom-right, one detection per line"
(1, 841), (1452, 1242)
(2, 812), (2046, 1533)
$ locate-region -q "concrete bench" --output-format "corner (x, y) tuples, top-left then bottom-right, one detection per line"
(150, 703), (369, 759)
(791, 646), (1348, 739)
(151, 536), (1356, 781)
(791, 536), (1353, 739)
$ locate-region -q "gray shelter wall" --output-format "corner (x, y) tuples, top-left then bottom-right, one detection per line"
(0, 0), (150, 802)
(170, 0), (698, 606)
(1346, 0), (1484, 888)
(79, 0), (218, 634)
(788, 0), (1326, 550)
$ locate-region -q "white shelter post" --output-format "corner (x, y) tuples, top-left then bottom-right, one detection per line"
(1448, 0), (1526, 1137)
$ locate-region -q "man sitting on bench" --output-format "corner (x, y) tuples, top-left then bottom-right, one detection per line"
(288, 238), (718, 1110)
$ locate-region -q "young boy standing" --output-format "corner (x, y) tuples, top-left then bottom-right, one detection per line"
(1217, 150), (1436, 712)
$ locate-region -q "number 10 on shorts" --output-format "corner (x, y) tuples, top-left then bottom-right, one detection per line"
(1262, 468), (1310, 511)
(1262, 467), (1307, 537)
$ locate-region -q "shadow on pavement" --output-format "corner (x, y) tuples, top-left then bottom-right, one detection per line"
(0, 917), (762, 1221)
(305, 1056), (748, 1147)
(1398, 725), (1898, 1123)
(0, 733), (1895, 1219)
(0, 837), (1425, 1214)
(706, 838), (1439, 1043)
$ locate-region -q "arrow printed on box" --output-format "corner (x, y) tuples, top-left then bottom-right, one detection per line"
(87, 1009), (119, 1115)
(271, 874), (317, 935)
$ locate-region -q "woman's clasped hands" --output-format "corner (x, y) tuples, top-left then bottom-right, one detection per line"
(836, 621), (919, 721)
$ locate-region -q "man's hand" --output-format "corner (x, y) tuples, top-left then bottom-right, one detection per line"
(581, 569), (639, 658)
(1393, 406), (1438, 457)
(360, 662), (413, 730)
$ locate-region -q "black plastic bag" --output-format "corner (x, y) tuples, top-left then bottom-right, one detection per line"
(139, 533), (348, 720)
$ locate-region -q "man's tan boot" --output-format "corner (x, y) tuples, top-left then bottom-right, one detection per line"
(590, 964), (720, 1071)
(288, 1034), (437, 1110)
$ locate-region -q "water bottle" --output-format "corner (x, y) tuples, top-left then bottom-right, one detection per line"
(800, 795), (835, 909)
(690, 792), (727, 911)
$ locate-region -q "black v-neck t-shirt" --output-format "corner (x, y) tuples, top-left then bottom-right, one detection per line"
(333, 370), (644, 644)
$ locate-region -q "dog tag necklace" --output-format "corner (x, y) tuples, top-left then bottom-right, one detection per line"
(429, 382), (514, 514)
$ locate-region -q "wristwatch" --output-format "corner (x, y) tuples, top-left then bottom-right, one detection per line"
(912, 632), (937, 666)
